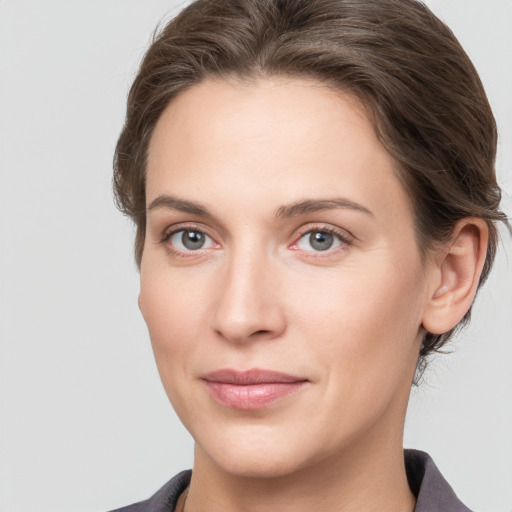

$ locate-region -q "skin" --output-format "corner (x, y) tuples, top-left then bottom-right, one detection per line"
(139, 77), (487, 512)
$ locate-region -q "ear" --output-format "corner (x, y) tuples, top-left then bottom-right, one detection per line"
(138, 291), (147, 320)
(422, 218), (489, 335)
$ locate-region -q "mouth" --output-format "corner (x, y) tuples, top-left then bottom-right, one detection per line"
(201, 368), (309, 410)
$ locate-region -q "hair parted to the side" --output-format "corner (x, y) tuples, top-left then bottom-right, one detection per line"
(113, 0), (509, 371)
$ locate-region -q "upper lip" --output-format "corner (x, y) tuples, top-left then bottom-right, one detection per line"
(201, 368), (307, 385)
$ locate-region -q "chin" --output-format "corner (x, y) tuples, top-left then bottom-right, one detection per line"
(209, 450), (306, 479)
(194, 425), (315, 479)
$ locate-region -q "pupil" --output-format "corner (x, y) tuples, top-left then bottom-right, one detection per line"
(310, 231), (333, 251)
(182, 230), (205, 250)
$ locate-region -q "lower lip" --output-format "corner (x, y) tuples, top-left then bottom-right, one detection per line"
(204, 381), (307, 410)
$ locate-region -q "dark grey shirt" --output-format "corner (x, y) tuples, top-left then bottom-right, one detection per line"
(109, 449), (473, 512)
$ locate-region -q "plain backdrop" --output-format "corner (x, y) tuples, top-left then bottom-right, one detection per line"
(0, 1), (511, 511)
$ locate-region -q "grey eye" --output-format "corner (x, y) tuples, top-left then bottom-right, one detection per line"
(170, 229), (213, 251)
(309, 231), (334, 251)
(297, 230), (343, 252)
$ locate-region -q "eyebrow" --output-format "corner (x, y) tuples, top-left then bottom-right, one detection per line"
(147, 194), (373, 219)
(274, 198), (374, 218)
(147, 195), (214, 217)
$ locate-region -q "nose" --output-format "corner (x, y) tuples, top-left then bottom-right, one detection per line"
(210, 248), (287, 344)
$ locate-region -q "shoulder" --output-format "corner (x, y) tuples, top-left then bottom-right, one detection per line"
(107, 470), (191, 512)
(405, 449), (473, 512)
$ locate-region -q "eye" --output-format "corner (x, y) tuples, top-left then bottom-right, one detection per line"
(168, 229), (215, 251)
(296, 229), (346, 252)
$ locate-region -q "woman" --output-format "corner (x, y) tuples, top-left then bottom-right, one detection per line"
(110, 0), (509, 511)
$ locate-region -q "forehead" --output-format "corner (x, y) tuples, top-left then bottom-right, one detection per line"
(146, 77), (413, 227)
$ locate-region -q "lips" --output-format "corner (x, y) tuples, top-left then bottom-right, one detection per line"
(201, 369), (308, 410)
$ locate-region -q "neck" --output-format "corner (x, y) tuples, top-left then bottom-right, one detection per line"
(185, 431), (415, 512)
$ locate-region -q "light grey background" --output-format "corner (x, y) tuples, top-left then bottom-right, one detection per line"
(0, 1), (510, 511)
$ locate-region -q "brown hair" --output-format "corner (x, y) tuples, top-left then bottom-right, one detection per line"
(113, 0), (509, 366)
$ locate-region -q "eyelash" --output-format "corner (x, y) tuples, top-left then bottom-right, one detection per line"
(160, 224), (218, 257)
(290, 224), (353, 257)
(160, 223), (353, 257)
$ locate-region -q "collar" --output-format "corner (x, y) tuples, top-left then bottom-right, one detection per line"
(405, 449), (473, 512)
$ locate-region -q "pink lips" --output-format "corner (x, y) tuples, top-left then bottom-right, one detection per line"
(202, 369), (308, 410)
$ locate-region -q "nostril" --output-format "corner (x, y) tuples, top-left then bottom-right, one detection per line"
(252, 329), (271, 337)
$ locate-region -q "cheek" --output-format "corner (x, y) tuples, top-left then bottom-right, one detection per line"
(138, 274), (210, 435)
(289, 255), (425, 384)
(288, 265), (424, 442)
(138, 267), (208, 391)
(139, 261), (209, 339)
(294, 260), (423, 334)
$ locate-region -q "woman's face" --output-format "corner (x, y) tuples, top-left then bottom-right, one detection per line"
(140, 78), (432, 478)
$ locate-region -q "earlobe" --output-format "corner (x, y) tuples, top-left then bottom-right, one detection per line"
(422, 218), (489, 335)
